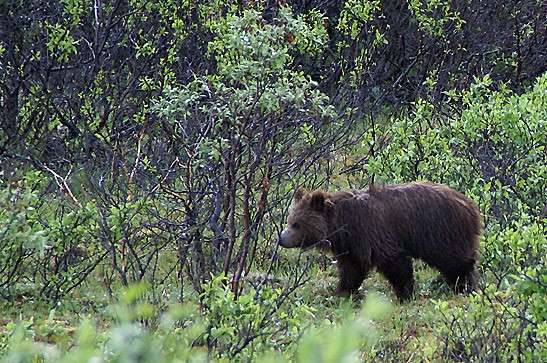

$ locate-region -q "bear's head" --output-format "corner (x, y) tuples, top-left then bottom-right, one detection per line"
(279, 187), (332, 249)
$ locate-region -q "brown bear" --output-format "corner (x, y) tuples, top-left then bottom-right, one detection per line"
(279, 182), (482, 301)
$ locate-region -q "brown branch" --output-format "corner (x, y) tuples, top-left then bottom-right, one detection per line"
(127, 117), (148, 201)
(150, 157), (180, 194)
(41, 163), (83, 209)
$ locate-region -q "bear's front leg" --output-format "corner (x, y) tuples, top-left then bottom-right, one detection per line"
(378, 254), (415, 301)
(335, 258), (369, 297)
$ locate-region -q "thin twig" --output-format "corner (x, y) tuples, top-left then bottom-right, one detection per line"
(41, 163), (83, 209)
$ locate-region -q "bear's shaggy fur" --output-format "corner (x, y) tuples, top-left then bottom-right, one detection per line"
(279, 182), (482, 301)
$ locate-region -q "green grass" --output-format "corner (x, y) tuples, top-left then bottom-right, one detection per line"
(0, 255), (486, 362)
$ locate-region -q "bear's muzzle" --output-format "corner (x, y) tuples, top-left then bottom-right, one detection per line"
(278, 228), (300, 248)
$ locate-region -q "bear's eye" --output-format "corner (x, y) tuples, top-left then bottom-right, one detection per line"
(292, 223), (300, 229)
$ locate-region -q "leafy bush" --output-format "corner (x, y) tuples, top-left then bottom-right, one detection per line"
(435, 220), (547, 362)
(0, 171), (48, 301)
(359, 73), (547, 226)
(151, 5), (356, 296)
(2, 0), (547, 361)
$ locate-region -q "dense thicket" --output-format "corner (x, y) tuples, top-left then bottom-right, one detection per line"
(2, 1), (546, 161)
(1, 0), (547, 361)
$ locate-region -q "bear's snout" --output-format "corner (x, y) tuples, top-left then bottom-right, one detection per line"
(279, 227), (299, 248)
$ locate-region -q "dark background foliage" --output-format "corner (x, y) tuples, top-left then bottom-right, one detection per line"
(1, 0), (547, 361)
(3, 1), (546, 163)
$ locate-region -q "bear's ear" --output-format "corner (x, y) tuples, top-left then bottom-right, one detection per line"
(310, 190), (327, 212)
(294, 187), (307, 203)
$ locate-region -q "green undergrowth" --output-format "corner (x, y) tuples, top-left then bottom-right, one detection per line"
(2, 71), (547, 363)
(2, 223), (547, 363)
(2, 0), (547, 361)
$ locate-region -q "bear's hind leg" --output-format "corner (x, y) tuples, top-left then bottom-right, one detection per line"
(378, 254), (415, 301)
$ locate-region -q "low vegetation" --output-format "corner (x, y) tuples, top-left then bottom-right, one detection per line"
(1, 0), (546, 361)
